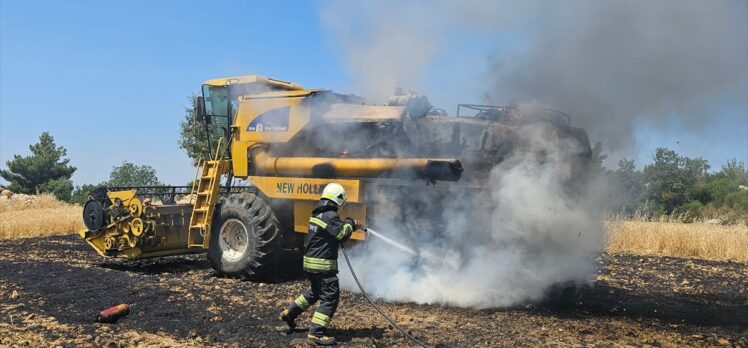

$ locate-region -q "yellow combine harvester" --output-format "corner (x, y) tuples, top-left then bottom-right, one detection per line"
(80, 75), (591, 279)
(80, 75), (462, 278)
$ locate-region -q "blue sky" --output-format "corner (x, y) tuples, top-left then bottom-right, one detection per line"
(0, 0), (352, 185)
(1, 1), (746, 186)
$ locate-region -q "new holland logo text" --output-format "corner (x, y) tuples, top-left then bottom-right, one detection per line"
(248, 106), (290, 132)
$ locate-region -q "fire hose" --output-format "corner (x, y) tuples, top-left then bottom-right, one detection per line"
(341, 231), (431, 348)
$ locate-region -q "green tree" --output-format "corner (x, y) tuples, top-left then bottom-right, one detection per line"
(178, 94), (231, 164)
(599, 149), (745, 221)
(589, 141), (608, 175)
(611, 158), (643, 216)
(683, 157), (710, 185)
(178, 95), (211, 165)
(717, 159), (748, 184)
(640, 148), (709, 215)
(70, 183), (105, 205)
(106, 161), (162, 187)
(689, 159), (748, 218)
(0, 132), (76, 200)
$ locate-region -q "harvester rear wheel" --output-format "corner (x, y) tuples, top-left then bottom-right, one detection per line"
(209, 192), (280, 280)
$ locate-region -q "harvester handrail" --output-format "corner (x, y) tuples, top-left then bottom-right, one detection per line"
(213, 137), (225, 161)
(105, 185), (252, 205)
(455, 103), (571, 126)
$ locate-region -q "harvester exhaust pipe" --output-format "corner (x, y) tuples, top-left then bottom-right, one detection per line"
(251, 149), (463, 181)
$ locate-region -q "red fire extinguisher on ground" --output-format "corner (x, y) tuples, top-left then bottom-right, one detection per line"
(96, 304), (130, 323)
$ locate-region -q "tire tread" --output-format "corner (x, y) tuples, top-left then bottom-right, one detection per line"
(208, 192), (280, 280)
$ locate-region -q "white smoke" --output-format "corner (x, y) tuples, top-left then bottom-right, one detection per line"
(339, 123), (605, 308)
(320, 1), (443, 101)
(323, 0), (745, 307)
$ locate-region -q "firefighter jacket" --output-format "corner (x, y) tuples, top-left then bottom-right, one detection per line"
(303, 199), (355, 273)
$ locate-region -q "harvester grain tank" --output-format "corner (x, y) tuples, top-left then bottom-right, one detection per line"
(80, 75), (591, 278)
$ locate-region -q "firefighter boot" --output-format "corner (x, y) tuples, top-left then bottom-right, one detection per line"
(308, 333), (337, 346)
(279, 309), (297, 330)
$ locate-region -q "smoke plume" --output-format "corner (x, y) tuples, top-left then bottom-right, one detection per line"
(322, 0), (748, 152)
(484, 0), (748, 151)
(321, 0), (747, 307)
(339, 123), (605, 308)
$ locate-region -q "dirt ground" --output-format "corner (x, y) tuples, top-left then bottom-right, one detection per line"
(0, 234), (745, 347)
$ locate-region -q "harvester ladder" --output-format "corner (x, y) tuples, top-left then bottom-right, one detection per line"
(188, 139), (229, 248)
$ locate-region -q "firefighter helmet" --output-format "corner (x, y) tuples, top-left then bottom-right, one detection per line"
(321, 183), (347, 207)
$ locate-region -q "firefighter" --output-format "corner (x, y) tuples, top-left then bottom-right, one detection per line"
(279, 183), (359, 346)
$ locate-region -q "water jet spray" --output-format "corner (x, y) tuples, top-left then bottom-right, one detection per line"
(364, 227), (418, 256)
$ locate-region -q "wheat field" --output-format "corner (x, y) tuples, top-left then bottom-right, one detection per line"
(606, 220), (748, 263)
(1, 193), (746, 262)
(0, 194), (84, 239)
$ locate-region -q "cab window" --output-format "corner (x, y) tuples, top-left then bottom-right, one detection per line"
(202, 85), (229, 117)
(201, 85), (230, 156)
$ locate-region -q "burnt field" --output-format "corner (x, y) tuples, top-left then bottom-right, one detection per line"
(0, 234), (746, 347)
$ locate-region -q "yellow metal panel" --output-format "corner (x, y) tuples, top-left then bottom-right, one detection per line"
(294, 201), (367, 241)
(230, 94), (318, 176)
(234, 96), (311, 144)
(249, 176), (362, 203)
(81, 231), (108, 257)
(203, 75), (303, 90)
(107, 190), (137, 205)
(230, 141), (251, 177)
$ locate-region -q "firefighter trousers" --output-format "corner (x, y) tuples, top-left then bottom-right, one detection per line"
(286, 272), (340, 335)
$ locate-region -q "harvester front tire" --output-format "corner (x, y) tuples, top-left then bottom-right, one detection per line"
(209, 192), (280, 280)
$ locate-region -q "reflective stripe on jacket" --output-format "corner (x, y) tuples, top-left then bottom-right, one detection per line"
(304, 199), (355, 273)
